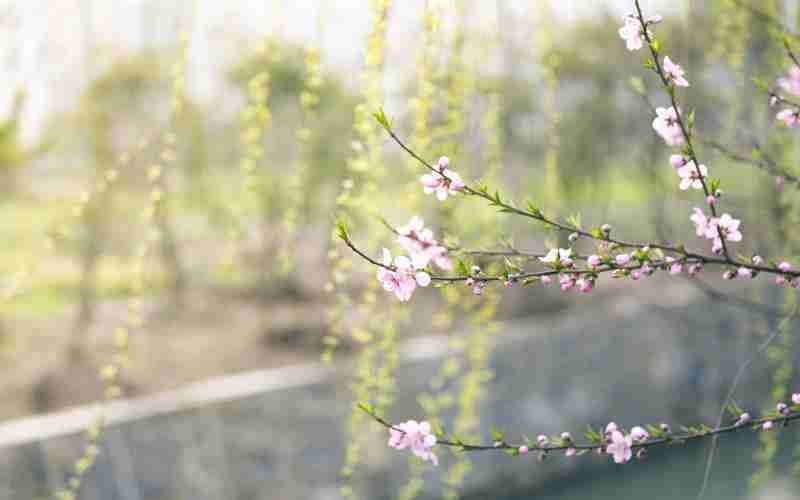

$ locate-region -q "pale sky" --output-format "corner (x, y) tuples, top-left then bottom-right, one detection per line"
(0, 0), (684, 143)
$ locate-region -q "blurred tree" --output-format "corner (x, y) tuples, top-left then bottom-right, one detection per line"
(227, 40), (356, 294)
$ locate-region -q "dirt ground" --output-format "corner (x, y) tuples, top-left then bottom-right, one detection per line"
(0, 286), (329, 421)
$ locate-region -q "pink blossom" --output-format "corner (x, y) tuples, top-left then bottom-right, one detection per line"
(537, 434), (549, 446)
(736, 412), (751, 426)
(420, 156), (465, 200)
(472, 281), (485, 295)
(737, 267), (753, 279)
(388, 420), (438, 465)
(615, 254), (631, 266)
(706, 195), (717, 205)
(669, 262), (683, 275)
(777, 108), (800, 128)
(605, 422), (618, 435)
(670, 154), (687, 168)
(618, 15), (644, 51)
(559, 274), (575, 291)
(630, 426), (649, 442)
(397, 216), (452, 270)
(778, 66), (800, 96)
(688, 263), (702, 276)
(711, 213), (742, 249)
(540, 248), (574, 267)
(792, 393), (800, 405)
(541, 275), (553, 285)
(690, 208), (711, 237)
(723, 270), (735, 280)
(641, 263), (654, 275)
(778, 402), (790, 416)
(677, 162), (708, 190)
(652, 106), (685, 146)
(519, 445), (529, 455)
(587, 255), (602, 268)
(663, 56), (689, 87)
(762, 421), (774, 431)
(565, 447), (577, 457)
(377, 249), (430, 302)
(606, 430), (633, 464)
(631, 270), (642, 280)
(779, 261), (792, 272)
(577, 278), (594, 293)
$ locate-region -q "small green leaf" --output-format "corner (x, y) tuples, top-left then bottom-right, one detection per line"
(358, 401), (375, 416)
(651, 38), (661, 53)
(335, 220), (349, 241)
(372, 108), (392, 132)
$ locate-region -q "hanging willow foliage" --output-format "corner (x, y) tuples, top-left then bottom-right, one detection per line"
(336, 2), (394, 499)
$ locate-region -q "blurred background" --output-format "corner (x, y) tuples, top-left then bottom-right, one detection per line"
(1, 0), (800, 498)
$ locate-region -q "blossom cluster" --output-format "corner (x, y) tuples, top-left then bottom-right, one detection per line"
(775, 66), (800, 127)
(377, 217), (451, 302)
(387, 420), (438, 465)
(690, 209), (742, 254)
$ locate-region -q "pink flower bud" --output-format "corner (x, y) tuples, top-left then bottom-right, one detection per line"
(577, 278), (594, 293)
(737, 267), (753, 279)
(588, 255), (602, 267)
(641, 264), (654, 275)
(504, 280), (514, 288)
(792, 393), (800, 405)
(630, 426), (649, 442)
(669, 263), (683, 275)
(631, 270), (642, 280)
(615, 254), (631, 266)
(568, 232), (579, 242)
(519, 445), (529, 454)
(565, 447), (577, 457)
(438, 156), (450, 169)
(778, 402), (790, 416)
(537, 434), (549, 446)
(752, 255), (764, 265)
(723, 270), (735, 280)
(561, 432), (573, 442)
(776, 176), (785, 192)
(465, 277), (475, 287)
(762, 420), (774, 431)
(706, 195), (717, 205)
(605, 422), (618, 435)
(670, 154), (686, 168)
(779, 261), (792, 272)
(688, 263), (702, 276)
(736, 412), (751, 426)
(541, 275), (552, 285)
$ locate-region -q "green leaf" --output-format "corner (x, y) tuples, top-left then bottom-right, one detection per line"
(490, 427), (505, 443)
(455, 259), (470, 276)
(372, 108), (392, 132)
(566, 213), (582, 230)
(687, 109), (695, 131)
(526, 201), (542, 218)
(335, 220), (349, 241)
(357, 401), (375, 416)
(650, 38), (661, 53)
